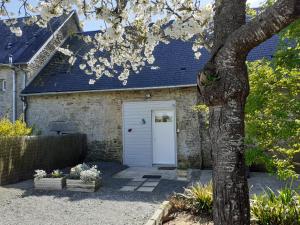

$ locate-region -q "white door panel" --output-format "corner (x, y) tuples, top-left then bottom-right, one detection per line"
(123, 101), (176, 167)
(152, 110), (176, 165)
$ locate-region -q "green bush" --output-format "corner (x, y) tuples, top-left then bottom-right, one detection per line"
(170, 182), (213, 214)
(0, 117), (32, 137)
(251, 187), (300, 225)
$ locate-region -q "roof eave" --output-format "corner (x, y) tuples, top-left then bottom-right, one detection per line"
(21, 83), (197, 96)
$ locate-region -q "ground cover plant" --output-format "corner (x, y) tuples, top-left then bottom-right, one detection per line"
(0, 117), (32, 137)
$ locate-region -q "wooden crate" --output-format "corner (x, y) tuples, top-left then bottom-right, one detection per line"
(34, 177), (66, 190)
(66, 178), (101, 192)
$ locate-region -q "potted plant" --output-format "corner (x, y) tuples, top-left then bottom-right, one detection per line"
(34, 169), (66, 190)
(66, 163), (101, 192)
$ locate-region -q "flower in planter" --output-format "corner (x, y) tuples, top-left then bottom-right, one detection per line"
(80, 166), (101, 183)
(51, 169), (64, 178)
(69, 163), (90, 179)
(34, 170), (47, 179)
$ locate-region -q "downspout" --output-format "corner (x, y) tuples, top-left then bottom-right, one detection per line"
(21, 72), (28, 123)
(9, 55), (16, 122)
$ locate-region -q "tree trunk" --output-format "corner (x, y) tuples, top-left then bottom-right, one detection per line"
(209, 99), (250, 225)
(197, 0), (299, 224)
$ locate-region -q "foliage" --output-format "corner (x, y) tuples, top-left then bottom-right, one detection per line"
(274, 20), (300, 70)
(69, 163), (101, 183)
(245, 59), (300, 180)
(251, 187), (300, 225)
(245, 17), (300, 181)
(51, 169), (64, 178)
(69, 163), (90, 179)
(192, 104), (209, 113)
(80, 165), (101, 183)
(0, 117), (32, 137)
(170, 182), (213, 215)
(34, 170), (47, 180)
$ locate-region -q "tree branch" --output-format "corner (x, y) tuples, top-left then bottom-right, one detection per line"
(222, 0), (300, 61)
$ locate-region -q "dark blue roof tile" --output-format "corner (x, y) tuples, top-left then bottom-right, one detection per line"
(0, 15), (69, 64)
(22, 31), (278, 94)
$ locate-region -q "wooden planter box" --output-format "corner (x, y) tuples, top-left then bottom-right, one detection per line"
(34, 177), (66, 190)
(66, 178), (101, 192)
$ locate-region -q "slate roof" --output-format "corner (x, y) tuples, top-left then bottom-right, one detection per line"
(0, 14), (70, 64)
(22, 31), (279, 95)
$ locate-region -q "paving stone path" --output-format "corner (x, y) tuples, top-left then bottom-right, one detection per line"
(120, 178), (161, 192)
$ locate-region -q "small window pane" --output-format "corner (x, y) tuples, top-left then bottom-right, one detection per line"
(155, 112), (173, 123)
(0, 80), (6, 92)
(2, 80), (6, 91)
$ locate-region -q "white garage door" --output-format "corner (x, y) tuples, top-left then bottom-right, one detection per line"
(123, 101), (176, 167)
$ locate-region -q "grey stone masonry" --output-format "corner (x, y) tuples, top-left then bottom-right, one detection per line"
(26, 87), (212, 168)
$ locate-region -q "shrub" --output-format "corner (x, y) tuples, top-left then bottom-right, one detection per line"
(34, 170), (47, 180)
(69, 163), (101, 183)
(80, 166), (101, 183)
(0, 117), (32, 137)
(34, 169), (64, 179)
(170, 182), (213, 215)
(69, 163), (90, 179)
(51, 169), (64, 178)
(251, 187), (300, 225)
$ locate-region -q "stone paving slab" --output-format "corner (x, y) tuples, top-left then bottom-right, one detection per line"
(137, 187), (156, 192)
(132, 178), (147, 182)
(119, 186), (137, 191)
(127, 181), (144, 186)
(142, 181), (159, 187)
(147, 179), (161, 182)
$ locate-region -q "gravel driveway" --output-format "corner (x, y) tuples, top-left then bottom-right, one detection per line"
(0, 162), (188, 225)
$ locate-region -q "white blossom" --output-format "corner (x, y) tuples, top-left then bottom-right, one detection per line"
(10, 26), (22, 37)
(34, 169), (47, 179)
(2, 0), (214, 84)
(80, 165), (101, 183)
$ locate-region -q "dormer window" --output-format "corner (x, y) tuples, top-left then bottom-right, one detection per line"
(0, 79), (7, 92)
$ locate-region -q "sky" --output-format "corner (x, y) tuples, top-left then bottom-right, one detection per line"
(4, 0), (265, 31)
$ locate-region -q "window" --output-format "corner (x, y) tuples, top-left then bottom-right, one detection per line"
(0, 80), (6, 92)
(155, 112), (173, 123)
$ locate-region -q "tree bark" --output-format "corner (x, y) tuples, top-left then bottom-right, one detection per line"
(197, 0), (299, 224)
(207, 61), (250, 225)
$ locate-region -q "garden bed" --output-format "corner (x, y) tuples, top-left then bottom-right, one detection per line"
(34, 177), (66, 190)
(66, 178), (101, 192)
(163, 212), (212, 225)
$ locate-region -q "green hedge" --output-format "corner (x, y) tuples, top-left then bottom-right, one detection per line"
(0, 134), (87, 185)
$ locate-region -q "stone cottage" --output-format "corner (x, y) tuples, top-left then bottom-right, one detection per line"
(0, 12), (279, 168)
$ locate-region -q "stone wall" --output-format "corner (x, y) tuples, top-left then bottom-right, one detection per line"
(26, 87), (212, 168)
(0, 134), (87, 185)
(0, 67), (14, 120)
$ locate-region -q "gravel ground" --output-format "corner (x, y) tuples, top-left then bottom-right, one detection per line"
(0, 162), (188, 225)
(0, 164), (298, 225)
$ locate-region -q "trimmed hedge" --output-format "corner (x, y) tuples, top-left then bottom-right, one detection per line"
(0, 134), (87, 185)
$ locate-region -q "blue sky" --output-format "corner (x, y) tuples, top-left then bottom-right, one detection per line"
(5, 0), (265, 31)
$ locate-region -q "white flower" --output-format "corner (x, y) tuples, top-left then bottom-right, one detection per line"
(195, 52), (202, 59)
(69, 163), (90, 179)
(89, 79), (96, 85)
(80, 165), (101, 183)
(34, 170), (47, 179)
(57, 47), (73, 56)
(79, 64), (86, 70)
(10, 27), (22, 37)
